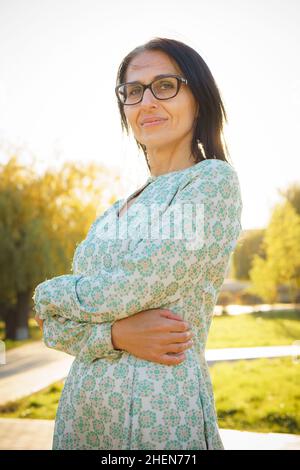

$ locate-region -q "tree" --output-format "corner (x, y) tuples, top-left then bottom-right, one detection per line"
(231, 229), (265, 280)
(248, 200), (300, 303)
(0, 148), (120, 340)
(278, 182), (300, 216)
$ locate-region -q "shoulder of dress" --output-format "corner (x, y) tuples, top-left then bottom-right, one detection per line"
(195, 158), (238, 175)
(179, 159), (239, 190)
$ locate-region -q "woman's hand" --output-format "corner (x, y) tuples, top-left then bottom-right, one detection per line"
(34, 314), (44, 332)
(111, 309), (194, 366)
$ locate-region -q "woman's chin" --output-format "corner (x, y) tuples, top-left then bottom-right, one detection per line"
(138, 137), (170, 149)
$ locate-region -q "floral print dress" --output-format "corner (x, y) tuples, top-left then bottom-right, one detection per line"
(33, 158), (243, 450)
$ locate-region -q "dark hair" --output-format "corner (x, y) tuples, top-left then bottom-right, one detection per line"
(115, 37), (231, 171)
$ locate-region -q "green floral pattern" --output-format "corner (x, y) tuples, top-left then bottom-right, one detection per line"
(33, 159), (243, 450)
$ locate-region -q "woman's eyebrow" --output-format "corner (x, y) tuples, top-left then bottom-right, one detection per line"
(126, 73), (175, 84)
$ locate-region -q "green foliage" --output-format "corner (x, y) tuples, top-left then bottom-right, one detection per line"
(231, 229), (265, 280)
(0, 144), (120, 337)
(232, 182), (300, 304)
(279, 182), (300, 216)
(249, 201), (300, 303)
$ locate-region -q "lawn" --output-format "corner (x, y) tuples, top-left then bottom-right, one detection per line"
(211, 356), (300, 434)
(0, 382), (63, 420)
(0, 356), (299, 435)
(207, 309), (300, 349)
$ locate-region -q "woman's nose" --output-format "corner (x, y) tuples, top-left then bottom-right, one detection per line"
(141, 87), (157, 105)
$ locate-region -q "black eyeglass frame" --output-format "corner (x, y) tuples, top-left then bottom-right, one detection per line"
(115, 74), (188, 105)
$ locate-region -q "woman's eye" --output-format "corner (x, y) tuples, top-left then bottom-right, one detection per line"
(129, 87), (140, 96)
(159, 81), (174, 89)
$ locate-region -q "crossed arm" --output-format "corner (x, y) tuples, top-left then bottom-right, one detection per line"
(33, 160), (242, 364)
(38, 316), (122, 363)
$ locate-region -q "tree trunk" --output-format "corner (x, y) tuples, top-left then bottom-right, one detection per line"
(4, 306), (18, 340)
(5, 289), (32, 340)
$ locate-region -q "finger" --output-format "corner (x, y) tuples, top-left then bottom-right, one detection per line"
(159, 311), (190, 331)
(168, 319), (191, 333)
(171, 330), (194, 343)
(165, 340), (194, 354)
(161, 352), (186, 366)
(160, 309), (184, 321)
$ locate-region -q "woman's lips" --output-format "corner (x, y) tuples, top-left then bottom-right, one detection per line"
(141, 119), (167, 128)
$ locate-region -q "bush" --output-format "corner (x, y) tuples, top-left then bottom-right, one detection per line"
(216, 291), (235, 306)
(235, 291), (263, 305)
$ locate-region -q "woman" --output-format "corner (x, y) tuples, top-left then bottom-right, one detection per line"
(33, 37), (243, 450)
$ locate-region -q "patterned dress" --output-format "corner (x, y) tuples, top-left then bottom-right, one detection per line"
(33, 158), (243, 450)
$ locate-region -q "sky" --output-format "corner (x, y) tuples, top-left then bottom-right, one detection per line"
(0, 0), (299, 230)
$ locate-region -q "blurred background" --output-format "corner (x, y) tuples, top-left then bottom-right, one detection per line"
(0, 0), (299, 449)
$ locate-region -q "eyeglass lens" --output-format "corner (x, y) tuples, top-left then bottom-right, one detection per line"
(118, 77), (179, 105)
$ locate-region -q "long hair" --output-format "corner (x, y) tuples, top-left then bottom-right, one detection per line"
(115, 37), (231, 171)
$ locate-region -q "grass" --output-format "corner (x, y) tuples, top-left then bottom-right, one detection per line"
(211, 357), (300, 434)
(207, 309), (300, 349)
(0, 382), (64, 420)
(0, 357), (299, 435)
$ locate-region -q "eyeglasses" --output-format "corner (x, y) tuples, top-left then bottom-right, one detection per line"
(115, 74), (188, 105)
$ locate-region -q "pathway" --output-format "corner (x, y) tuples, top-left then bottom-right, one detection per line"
(0, 341), (73, 405)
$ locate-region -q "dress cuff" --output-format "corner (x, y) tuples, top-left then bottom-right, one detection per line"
(90, 322), (123, 360)
(32, 274), (82, 321)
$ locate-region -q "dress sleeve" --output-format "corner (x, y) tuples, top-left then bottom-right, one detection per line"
(42, 316), (122, 363)
(33, 160), (242, 325)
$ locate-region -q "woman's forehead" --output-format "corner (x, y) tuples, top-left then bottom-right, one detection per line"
(125, 51), (181, 82)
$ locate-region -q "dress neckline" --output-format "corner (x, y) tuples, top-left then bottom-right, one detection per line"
(145, 159), (209, 184)
(117, 159), (219, 219)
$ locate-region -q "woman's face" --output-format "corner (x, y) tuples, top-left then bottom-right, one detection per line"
(123, 50), (199, 153)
